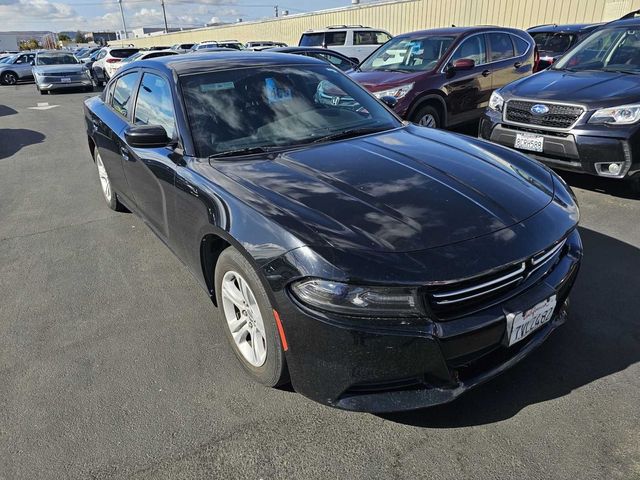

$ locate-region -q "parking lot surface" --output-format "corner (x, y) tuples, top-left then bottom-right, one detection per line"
(1, 84), (639, 480)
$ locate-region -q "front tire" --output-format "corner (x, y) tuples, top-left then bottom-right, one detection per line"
(1, 71), (18, 86)
(94, 146), (125, 211)
(412, 104), (441, 128)
(215, 247), (288, 387)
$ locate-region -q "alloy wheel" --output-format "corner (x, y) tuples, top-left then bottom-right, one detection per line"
(418, 114), (437, 128)
(95, 151), (112, 202)
(221, 270), (268, 367)
(3, 73), (17, 85)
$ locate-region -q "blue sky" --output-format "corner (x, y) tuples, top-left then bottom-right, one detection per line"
(0, 0), (351, 33)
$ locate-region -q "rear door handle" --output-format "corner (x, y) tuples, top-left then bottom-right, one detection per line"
(482, 69), (491, 77)
(120, 146), (130, 161)
(514, 62), (522, 68)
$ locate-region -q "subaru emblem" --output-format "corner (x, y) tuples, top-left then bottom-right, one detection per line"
(531, 104), (549, 115)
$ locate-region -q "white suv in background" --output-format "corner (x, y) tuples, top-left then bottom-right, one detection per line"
(298, 25), (392, 62)
(91, 47), (139, 85)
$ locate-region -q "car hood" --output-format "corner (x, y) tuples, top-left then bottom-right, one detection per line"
(503, 69), (640, 107)
(211, 125), (554, 253)
(32, 64), (85, 74)
(349, 70), (427, 92)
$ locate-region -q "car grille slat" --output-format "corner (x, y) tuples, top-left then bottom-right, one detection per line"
(426, 239), (567, 319)
(505, 100), (584, 129)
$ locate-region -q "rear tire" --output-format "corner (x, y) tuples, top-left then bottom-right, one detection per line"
(411, 104), (442, 128)
(94, 146), (125, 212)
(1, 71), (17, 86)
(214, 247), (288, 387)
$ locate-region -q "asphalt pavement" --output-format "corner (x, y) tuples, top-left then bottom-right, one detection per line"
(0, 84), (638, 480)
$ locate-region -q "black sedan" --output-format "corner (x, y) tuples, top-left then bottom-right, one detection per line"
(267, 46), (359, 71)
(84, 52), (582, 412)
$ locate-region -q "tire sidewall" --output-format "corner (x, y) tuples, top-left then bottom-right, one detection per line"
(214, 247), (286, 387)
(413, 104), (441, 128)
(94, 146), (119, 210)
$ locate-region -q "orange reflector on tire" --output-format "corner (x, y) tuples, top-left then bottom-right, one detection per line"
(273, 309), (288, 351)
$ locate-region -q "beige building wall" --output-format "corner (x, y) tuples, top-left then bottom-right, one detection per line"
(114, 0), (640, 48)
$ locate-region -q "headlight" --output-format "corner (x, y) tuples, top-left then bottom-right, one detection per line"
(290, 278), (419, 317)
(589, 104), (640, 125)
(373, 83), (414, 100)
(489, 90), (504, 112)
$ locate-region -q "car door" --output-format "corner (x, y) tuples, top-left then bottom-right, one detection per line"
(14, 53), (34, 78)
(94, 71), (140, 205)
(120, 71), (178, 240)
(487, 32), (530, 90)
(444, 34), (493, 125)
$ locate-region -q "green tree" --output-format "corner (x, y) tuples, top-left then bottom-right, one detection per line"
(19, 38), (41, 51)
(58, 33), (71, 42)
(74, 32), (86, 44)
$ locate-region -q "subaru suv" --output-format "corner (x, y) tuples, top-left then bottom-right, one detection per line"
(480, 17), (640, 193)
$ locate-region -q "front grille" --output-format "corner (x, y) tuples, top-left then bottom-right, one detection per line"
(426, 239), (566, 319)
(505, 100), (584, 129)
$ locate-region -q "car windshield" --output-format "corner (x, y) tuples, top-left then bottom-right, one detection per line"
(554, 27), (640, 73)
(0, 55), (15, 63)
(36, 53), (78, 65)
(180, 64), (401, 157)
(358, 35), (456, 72)
(531, 32), (575, 55)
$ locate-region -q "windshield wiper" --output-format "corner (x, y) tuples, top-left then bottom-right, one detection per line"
(208, 146), (280, 159)
(602, 68), (640, 75)
(308, 126), (390, 144)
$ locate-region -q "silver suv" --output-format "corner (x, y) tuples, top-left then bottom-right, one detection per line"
(0, 52), (36, 85)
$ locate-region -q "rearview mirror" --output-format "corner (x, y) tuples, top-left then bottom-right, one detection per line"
(451, 58), (475, 71)
(380, 95), (398, 109)
(124, 125), (171, 148)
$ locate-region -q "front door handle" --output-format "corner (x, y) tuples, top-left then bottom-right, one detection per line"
(514, 62), (522, 68)
(482, 69), (491, 77)
(120, 146), (130, 161)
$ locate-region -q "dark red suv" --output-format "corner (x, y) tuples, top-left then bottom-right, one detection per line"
(349, 26), (536, 128)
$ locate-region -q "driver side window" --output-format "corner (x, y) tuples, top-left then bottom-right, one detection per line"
(450, 35), (487, 65)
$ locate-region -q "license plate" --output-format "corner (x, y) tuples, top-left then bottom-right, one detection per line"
(514, 132), (544, 152)
(507, 295), (556, 346)
(60, 77), (71, 83)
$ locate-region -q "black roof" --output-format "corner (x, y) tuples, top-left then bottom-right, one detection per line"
(123, 51), (323, 76)
(606, 17), (640, 28)
(527, 23), (602, 33)
(267, 46), (352, 57)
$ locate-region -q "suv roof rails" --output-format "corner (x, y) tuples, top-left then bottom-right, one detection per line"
(620, 9), (640, 19)
(326, 25), (367, 29)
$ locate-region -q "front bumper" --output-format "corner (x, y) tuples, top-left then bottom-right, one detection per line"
(36, 78), (92, 91)
(270, 229), (582, 412)
(479, 108), (640, 178)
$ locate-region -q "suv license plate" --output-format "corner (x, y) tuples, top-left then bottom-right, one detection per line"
(507, 295), (557, 346)
(514, 132), (544, 152)
(60, 77), (72, 83)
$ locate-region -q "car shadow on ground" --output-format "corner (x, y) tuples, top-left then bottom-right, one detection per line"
(0, 129), (45, 160)
(0, 105), (18, 117)
(380, 227), (640, 427)
(557, 171), (638, 199)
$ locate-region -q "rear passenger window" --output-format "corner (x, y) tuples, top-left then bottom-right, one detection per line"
(450, 35), (487, 65)
(489, 33), (515, 61)
(111, 72), (138, 118)
(354, 31), (391, 45)
(134, 73), (176, 139)
(325, 31), (346, 46)
(512, 35), (531, 56)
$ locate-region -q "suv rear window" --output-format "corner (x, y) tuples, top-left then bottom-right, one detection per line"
(111, 49), (140, 58)
(531, 32), (575, 55)
(300, 33), (324, 47)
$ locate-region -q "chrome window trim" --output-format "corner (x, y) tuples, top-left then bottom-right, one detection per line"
(439, 31), (532, 73)
(502, 97), (588, 132)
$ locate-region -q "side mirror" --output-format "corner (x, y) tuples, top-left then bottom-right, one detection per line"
(30, 60), (35, 66)
(451, 58), (475, 71)
(380, 95), (398, 109)
(349, 57), (360, 65)
(124, 124), (171, 148)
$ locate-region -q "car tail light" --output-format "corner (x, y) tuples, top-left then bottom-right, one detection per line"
(106, 58), (120, 63)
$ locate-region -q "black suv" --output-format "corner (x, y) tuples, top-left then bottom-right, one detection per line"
(480, 17), (640, 192)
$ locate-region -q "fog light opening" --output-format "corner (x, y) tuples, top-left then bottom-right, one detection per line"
(595, 161), (628, 178)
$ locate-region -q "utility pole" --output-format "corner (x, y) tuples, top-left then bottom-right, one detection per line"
(274, 4), (278, 17)
(118, 0), (128, 41)
(161, 0), (169, 33)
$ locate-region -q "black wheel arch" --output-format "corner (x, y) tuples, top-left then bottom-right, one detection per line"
(407, 92), (448, 127)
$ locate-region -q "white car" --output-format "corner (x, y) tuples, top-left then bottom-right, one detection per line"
(191, 40), (245, 51)
(298, 26), (392, 62)
(91, 47), (140, 85)
(112, 49), (179, 73)
(245, 41), (287, 51)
